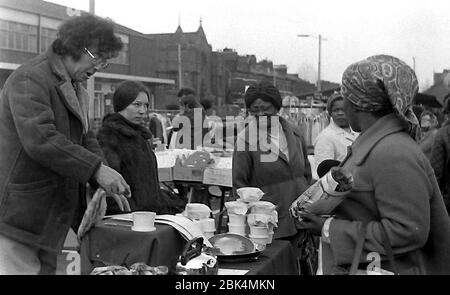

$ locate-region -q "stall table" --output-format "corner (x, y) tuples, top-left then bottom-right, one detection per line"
(80, 220), (298, 275)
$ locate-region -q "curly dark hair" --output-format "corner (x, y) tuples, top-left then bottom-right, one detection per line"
(52, 14), (123, 61)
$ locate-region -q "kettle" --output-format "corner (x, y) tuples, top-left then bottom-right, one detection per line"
(175, 237), (218, 275)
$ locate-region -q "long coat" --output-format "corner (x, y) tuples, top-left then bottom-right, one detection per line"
(97, 113), (169, 215)
(232, 117), (312, 239)
(430, 122), (450, 211)
(322, 114), (450, 274)
(0, 48), (104, 252)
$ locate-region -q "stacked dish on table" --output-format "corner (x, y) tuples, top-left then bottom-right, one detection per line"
(181, 203), (216, 239)
(225, 187), (278, 248)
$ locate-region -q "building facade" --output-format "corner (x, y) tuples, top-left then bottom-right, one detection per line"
(1, 0), (337, 121)
(0, 0), (175, 130)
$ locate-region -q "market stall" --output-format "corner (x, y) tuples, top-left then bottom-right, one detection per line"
(156, 149), (233, 230)
(79, 219), (298, 275)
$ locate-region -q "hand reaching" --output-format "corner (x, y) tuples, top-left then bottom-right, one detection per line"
(94, 164), (131, 198)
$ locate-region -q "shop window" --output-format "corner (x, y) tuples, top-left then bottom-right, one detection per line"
(0, 19), (38, 53)
(40, 27), (57, 53)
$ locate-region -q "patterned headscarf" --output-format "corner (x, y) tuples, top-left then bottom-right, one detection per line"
(341, 55), (420, 140)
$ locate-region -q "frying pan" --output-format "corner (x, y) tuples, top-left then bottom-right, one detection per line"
(205, 233), (263, 262)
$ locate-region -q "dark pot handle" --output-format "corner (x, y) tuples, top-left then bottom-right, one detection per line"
(180, 237), (204, 266)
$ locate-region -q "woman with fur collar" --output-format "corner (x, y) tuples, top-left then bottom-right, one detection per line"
(97, 81), (172, 215)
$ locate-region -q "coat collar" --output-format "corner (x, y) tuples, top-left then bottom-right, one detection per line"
(102, 113), (152, 139)
(47, 48), (89, 134)
(238, 116), (300, 164)
(329, 118), (358, 137)
(351, 113), (404, 166)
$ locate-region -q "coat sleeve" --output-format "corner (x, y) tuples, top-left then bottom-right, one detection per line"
(430, 129), (447, 190)
(96, 129), (122, 172)
(84, 130), (107, 189)
(232, 137), (253, 190)
(328, 145), (431, 265)
(300, 132), (312, 185)
(7, 70), (102, 184)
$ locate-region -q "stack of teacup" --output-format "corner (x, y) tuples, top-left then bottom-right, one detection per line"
(225, 188), (278, 248)
(224, 200), (249, 236)
(182, 203), (216, 238)
(247, 202), (278, 247)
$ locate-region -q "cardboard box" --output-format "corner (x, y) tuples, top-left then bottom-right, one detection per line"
(173, 165), (205, 182)
(203, 167), (232, 187)
(158, 167), (173, 182)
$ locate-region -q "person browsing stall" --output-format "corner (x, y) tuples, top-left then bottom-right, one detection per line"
(314, 92), (358, 167)
(0, 15), (130, 274)
(298, 55), (450, 275)
(97, 81), (182, 215)
(232, 81), (312, 273)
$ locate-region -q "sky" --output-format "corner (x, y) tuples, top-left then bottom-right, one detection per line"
(46, 0), (450, 91)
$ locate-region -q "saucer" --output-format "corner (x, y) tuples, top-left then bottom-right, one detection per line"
(131, 226), (156, 232)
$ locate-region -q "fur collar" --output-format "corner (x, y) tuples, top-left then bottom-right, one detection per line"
(47, 48), (89, 133)
(102, 113), (152, 139)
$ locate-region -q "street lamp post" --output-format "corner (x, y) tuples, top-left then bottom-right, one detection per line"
(297, 34), (326, 92)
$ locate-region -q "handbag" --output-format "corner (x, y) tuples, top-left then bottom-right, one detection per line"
(348, 198), (399, 275)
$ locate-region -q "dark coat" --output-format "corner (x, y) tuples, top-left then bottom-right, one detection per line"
(322, 114), (450, 274)
(97, 113), (170, 215)
(430, 121), (450, 211)
(0, 48), (104, 252)
(232, 117), (312, 239)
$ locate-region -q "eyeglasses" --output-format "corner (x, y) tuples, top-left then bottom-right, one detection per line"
(131, 101), (149, 109)
(84, 47), (109, 70)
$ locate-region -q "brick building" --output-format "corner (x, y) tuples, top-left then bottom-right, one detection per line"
(1, 0), (336, 119)
(146, 23), (212, 109)
(0, 0), (175, 129)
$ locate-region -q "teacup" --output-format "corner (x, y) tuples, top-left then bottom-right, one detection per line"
(132, 211), (156, 232)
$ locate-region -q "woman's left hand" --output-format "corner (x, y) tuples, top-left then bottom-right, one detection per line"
(297, 212), (327, 236)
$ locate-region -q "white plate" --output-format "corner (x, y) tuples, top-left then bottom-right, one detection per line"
(131, 226), (156, 232)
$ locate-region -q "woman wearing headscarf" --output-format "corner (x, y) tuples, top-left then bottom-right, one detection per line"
(418, 110), (439, 160)
(232, 81), (313, 274)
(298, 55), (450, 275)
(430, 97), (450, 214)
